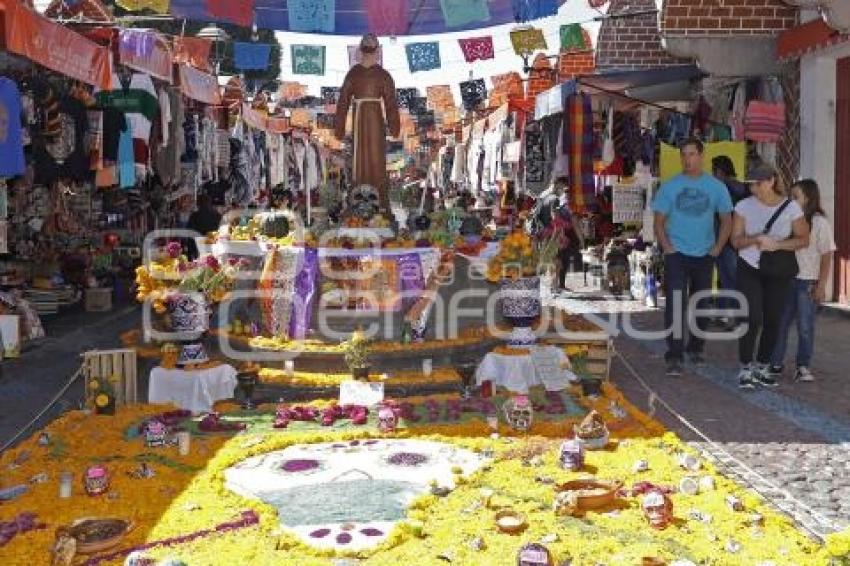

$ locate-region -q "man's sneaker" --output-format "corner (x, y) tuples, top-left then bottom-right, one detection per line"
(687, 352), (706, 366)
(738, 365), (756, 390)
(795, 367), (815, 382)
(767, 365), (784, 377)
(666, 359), (683, 377)
(752, 364), (779, 388)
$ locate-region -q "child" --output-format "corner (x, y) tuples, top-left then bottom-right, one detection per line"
(770, 179), (836, 382)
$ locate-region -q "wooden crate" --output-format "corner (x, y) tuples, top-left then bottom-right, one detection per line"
(82, 349), (138, 406)
(550, 336), (612, 381)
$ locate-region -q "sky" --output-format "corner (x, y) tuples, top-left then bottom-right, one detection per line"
(274, 2), (607, 100)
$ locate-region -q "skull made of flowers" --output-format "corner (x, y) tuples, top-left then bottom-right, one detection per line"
(503, 395), (533, 432)
(642, 489), (673, 530)
(558, 439), (584, 471)
(377, 405), (398, 433)
(225, 439), (485, 551)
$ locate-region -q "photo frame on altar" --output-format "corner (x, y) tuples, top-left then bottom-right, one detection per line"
(321, 86), (340, 105)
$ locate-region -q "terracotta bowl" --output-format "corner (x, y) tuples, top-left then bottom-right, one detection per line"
(554, 478), (622, 511)
(69, 518), (133, 554)
(493, 509), (527, 534)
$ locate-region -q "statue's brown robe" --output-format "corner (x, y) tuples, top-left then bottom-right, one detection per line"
(334, 64), (401, 211)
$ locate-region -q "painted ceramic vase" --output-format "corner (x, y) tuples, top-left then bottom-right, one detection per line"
(168, 293), (209, 333)
(500, 276), (541, 327)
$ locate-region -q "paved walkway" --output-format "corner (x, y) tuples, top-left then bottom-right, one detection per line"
(557, 284), (850, 536)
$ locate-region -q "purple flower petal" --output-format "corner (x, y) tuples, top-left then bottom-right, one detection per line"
(309, 528), (331, 538)
(280, 459), (320, 473)
(360, 528), (384, 537)
(336, 532), (352, 544)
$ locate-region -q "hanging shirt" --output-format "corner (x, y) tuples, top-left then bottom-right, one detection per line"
(0, 77), (25, 177)
(95, 73), (159, 178)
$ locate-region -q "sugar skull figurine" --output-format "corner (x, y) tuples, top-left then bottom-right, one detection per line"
(503, 395), (533, 432)
(84, 465), (109, 496)
(558, 439), (585, 471)
(516, 542), (553, 566)
(377, 405), (398, 433)
(143, 419), (167, 448)
(642, 489), (673, 530)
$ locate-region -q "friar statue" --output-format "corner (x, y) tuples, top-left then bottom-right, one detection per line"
(334, 33), (401, 212)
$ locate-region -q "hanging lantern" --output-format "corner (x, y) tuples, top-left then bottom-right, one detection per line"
(502, 395), (533, 432)
(641, 489), (674, 530)
(84, 465), (109, 496)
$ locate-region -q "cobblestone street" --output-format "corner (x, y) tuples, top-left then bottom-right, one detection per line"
(557, 281), (850, 537)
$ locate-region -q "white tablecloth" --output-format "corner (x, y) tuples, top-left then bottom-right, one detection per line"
(475, 346), (578, 394)
(148, 364), (238, 413)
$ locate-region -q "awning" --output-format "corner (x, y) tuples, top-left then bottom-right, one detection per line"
(577, 65), (705, 103)
(0, 0), (112, 89)
(777, 18), (849, 61)
(170, 0), (568, 36)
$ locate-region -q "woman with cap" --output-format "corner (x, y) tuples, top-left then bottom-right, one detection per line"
(731, 163), (809, 389)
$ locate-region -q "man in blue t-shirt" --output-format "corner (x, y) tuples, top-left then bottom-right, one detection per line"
(652, 138), (733, 375)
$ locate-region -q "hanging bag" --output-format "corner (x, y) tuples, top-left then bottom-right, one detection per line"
(744, 100), (785, 143)
(759, 199), (799, 278)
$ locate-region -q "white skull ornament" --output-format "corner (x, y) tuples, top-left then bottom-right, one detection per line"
(558, 439), (584, 471)
(377, 405), (398, 433)
(642, 489), (673, 530)
(503, 395), (533, 432)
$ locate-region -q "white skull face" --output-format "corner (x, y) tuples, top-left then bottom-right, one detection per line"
(503, 398), (533, 432)
(225, 439), (484, 551)
(377, 407), (397, 433)
(642, 490), (672, 529)
(558, 440), (584, 471)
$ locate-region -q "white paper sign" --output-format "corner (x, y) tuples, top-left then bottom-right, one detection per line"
(530, 345), (577, 391)
(339, 380), (385, 407)
(612, 183), (646, 224)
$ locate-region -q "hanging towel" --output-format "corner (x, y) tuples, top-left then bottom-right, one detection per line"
(562, 92), (595, 214)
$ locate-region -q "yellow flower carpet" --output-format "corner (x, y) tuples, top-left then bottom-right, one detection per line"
(1, 382), (848, 566)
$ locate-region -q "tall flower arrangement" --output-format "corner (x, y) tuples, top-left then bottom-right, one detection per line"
(486, 231), (560, 283)
(135, 242), (242, 315)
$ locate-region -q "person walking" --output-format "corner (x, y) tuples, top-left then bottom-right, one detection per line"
(653, 138), (733, 375)
(731, 163), (809, 389)
(769, 179), (836, 382)
(711, 156), (750, 329)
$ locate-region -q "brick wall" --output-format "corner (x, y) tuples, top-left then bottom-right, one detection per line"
(558, 27), (596, 80)
(597, 0), (692, 70)
(662, 0), (798, 36)
(527, 53), (557, 99)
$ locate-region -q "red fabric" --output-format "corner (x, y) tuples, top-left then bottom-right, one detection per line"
(206, 0), (253, 27)
(458, 36), (494, 63)
(364, 0), (408, 36)
(174, 37), (212, 72)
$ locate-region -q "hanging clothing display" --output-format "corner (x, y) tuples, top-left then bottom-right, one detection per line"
(562, 92), (595, 214)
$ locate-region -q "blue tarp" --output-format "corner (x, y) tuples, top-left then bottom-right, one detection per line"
(170, 0), (568, 35)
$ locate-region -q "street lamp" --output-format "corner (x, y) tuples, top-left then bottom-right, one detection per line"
(196, 23), (230, 75)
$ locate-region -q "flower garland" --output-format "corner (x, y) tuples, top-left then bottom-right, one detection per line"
(258, 367), (460, 388)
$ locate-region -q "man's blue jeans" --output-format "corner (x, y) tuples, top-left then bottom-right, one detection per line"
(716, 245), (739, 312)
(771, 279), (817, 369)
(663, 252), (714, 362)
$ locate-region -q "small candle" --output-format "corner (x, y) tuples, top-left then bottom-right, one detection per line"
(422, 359), (432, 377)
(284, 360), (295, 377)
(59, 472), (72, 499)
(177, 431), (191, 456)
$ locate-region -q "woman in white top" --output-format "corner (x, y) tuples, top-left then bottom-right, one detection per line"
(731, 163), (809, 389)
(769, 179), (836, 381)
